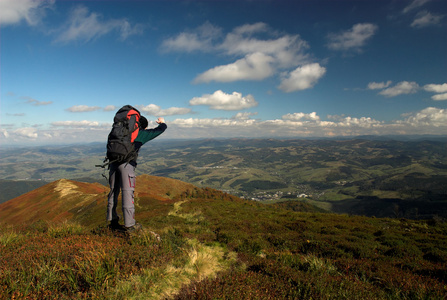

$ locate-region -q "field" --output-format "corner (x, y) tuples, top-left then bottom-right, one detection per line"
(1, 178), (446, 299)
(1, 137), (446, 218)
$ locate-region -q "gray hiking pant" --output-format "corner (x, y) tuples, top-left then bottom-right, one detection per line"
(107, 162), (136, 227)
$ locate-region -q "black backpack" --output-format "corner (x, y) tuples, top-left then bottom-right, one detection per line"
(103, 105), (141, 166)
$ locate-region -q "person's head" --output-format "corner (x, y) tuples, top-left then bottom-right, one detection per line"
(139, 116), (148, 129)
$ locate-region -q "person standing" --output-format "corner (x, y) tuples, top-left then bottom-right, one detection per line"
(107, 116), (167, 231)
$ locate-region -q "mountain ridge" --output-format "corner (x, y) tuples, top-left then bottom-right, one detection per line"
(0, 175), (201, 227)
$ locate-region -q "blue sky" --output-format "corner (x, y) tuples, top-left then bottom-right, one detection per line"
(1, 0), (446, 145)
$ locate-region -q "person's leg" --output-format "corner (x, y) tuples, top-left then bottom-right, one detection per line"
(119, 163), (137, 228)
(106, 163), (121, 223)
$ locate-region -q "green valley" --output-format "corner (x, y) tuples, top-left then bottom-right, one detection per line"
(1, 137), (446, 218)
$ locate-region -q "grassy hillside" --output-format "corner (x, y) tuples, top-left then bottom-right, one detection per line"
(1, 176), (446, 299)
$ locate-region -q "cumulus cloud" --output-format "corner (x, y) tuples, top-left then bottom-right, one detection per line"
(66, 105), (101, 112)
(431, 93), (447, 101)
(281, 115), (375, 129)
(423, 83), (447, 93)
(327, 23), (378, 52)
(378, 81), (419, 97)
(14, 127), (38, 139)
(424, 84), (447, 101)
(278, 63), (326, 92)
(220, 23), (309, 67)
(0, 0), (53, 26)
(139, 104), (191, 116)
(411, 11), (443, 28)
(54, 5), (143, 43)
(194, 52), (275, 83)
(172, 117), (257, 128)
(189, 90), (258, 110)
(3, 106), (446, 145)
(335, 116), (383, 128)
(169, 111), (388, 139)
(166, 22), (314, 90)
(367, 81), (392, 90)
(400, 107), (447, 127)
(282, 112), (320, 121)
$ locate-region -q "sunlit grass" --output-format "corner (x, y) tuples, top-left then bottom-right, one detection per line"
(0, 226), (24, 246)
(108, 239), (237, 299)
(1, 188), (446, 299)
(47, 220), (85, 238)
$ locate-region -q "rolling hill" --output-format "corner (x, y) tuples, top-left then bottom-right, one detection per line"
(1, 138), (446, 220)
(0, 175), (196, 228)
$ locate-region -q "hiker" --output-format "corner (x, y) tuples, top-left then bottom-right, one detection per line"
(107, 116), (167, 231)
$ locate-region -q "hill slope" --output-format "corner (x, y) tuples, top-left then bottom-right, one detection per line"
(0, 175), (197, 227)
(1, 176), (446, 299)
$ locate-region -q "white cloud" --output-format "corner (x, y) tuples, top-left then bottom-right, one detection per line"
(0, 0), (53, 26)
(66, 105), (101, 112)
(282, 112), (320, 122)
(54, 5), (142, 43)
(170, 112), (387, 138)
(220, 23), (309, 67)
(367, 81), (392, 90)
(411, 11), (443, 28)
(161, 22), (221, 53)
(424, 84), (447, 101)
(400, 107), (447, 127)
(194, 52), (275, 83)
(424, 83), (447, 93)
(327, 23), (378, 52)
(379, 81), (419, 97)
(167, 22), (311, 89)
(139, 104), (191, 116)
(336, 116), (383, 128)
(2, 107), (446, 145)
(431, 93), (447, 101)
(281, 113), (382, 129)
(14, 127), (38, 139)
(172, 118), (257, 128)
(278, 63), (326, 92)
(189, 90), (258, 111)
(403, 0), (431, 14)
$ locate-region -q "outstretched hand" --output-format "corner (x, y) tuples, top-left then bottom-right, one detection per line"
(156, 117), (165, 124)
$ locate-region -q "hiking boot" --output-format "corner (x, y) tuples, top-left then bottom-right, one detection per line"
(110, 218), (120, 227)
(125, 222), (143, 233)
(108, 218), (121, 229)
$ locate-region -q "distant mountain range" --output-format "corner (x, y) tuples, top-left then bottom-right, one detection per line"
(1, 137), (446, 219)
